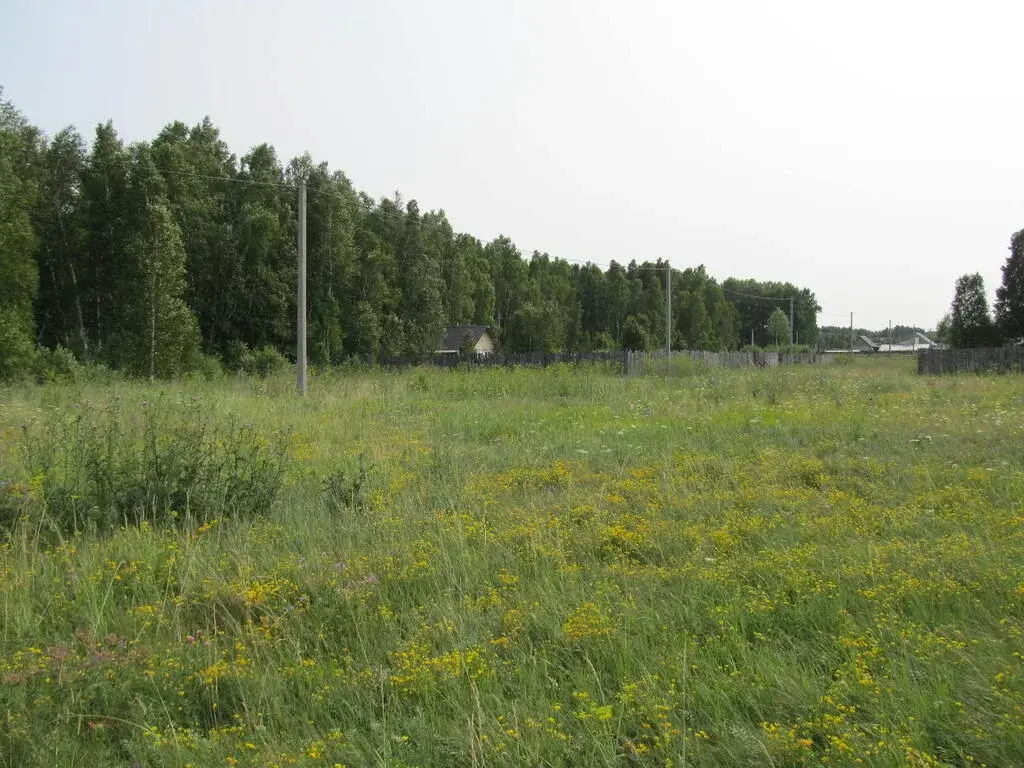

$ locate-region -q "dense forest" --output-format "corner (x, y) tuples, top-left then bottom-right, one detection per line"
(1, 91), (824, 378)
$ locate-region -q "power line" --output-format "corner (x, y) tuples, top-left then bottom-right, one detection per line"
(721, 287), (795, 345)
(306, 184), (358, 206)
(157, 168), (378, 207)
(721, 286), (791, 303)
(158, 167), (295, 190)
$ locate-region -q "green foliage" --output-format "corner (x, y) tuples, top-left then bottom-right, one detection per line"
(1, 365), (1024, 766)
(682, 290), (712, 349)
(768, 307), (791, 346)
(950, 272), (1000, 348)
(584, 330), (617, 352)
(78, 121), (130, 360)
(0, 90), (41, 378)
(505, 300), (563, 353)
(710, 290), (741, 350)
(15, 397), (290, 534)
(457, 330), (478, 357)
(190, 352), (225, 381)
(0, 308), (36, 379)
(620, 314), (652, 351)
(245, 345), (289, 377)
(29, 345), (82, 384)
(995, 229), (1024, 343)
(224, 342), (289, 376)
(33, 126), (88, 354)
(323, 454), (372, 515)
(723, 278), (820, 348)
(1, 90), (829, 373)
(119, 198), (202, 378)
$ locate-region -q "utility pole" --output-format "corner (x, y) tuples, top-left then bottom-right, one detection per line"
(297, 179), (308, 396)
(665, 262), (672, 355)
(788, 297), (794, 347)
(849, 312), (854, 353)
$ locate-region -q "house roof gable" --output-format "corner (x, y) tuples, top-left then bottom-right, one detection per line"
(438, 325), (490, 351)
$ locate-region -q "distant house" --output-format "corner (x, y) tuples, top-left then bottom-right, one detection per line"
(436, 325), (495, 357)
(876, 332), (946, 353)
(826, 335), (879, 353)
(828, 332), (947, 354)
(854, 335), (880, 353)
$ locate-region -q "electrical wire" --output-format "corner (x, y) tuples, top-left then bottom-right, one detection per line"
(158, 167), (296, 190)
(721, 286), (793, 303)
(151, 170), (796, 306)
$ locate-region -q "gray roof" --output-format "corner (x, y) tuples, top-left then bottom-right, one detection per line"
(437, 325), (490, 351)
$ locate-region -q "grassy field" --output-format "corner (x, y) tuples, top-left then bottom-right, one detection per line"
(1, 358), (1022, 767)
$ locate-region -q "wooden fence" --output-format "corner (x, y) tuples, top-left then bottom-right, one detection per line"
(373, 349), (835, 376)
(377, 351), (626, 371)
(624, 350), (835, 376)
(918, 347), (1024, 374)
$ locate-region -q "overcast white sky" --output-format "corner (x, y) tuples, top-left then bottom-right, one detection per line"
(3, 0), (1022, 330)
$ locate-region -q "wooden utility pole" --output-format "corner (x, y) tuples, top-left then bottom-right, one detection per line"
(297, 179), (308, 396)
(665, 262), (672, 355)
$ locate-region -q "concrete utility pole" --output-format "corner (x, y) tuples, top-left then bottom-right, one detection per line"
(788, 297), (794, 347)
(849, 312), (854, 353)
(297, 179), (308, 396)
(665, 262), (672, 355)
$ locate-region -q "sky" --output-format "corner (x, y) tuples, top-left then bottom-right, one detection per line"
(2, 0), (1022, 331)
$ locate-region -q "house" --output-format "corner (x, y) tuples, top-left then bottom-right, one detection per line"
(827, 335), (879, 353)
(436, 325), (495, 357)
(828, 332), (947, 354)
(875, 332), (946, 353)
(854, 335), (880, 353)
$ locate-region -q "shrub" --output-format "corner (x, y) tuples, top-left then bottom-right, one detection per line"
(323, 454), (372, 514)
(28, 346), (119, 385)
(191, 353), (225, 381)
(30, 345), (81, 383)
(18, 397), (290, 534)
(222, 339), (251, 371)
(246, 345), (289, 377)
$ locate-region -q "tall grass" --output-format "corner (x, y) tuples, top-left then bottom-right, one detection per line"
(9, 395), (289, 536)
(1, 358), (1022, 766)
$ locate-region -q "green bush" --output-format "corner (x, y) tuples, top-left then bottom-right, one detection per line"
(0, 307), (35, 380)
(246, 345), (288, 377)
(30, 345), (81, 383)
(28, 346), (120, 385)
(191, 353), (225, 381)
(224, 343), (289, 377)
(18, 397), (291, 534)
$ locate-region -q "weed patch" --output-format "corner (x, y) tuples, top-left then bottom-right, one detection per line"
(14, 397), (290, 534)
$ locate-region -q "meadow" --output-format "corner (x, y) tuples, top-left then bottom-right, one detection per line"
(1, 358), (1022, 767)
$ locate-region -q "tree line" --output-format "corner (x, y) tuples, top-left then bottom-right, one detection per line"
(938, 239), (1024, 349)
(0, 90), (822, 378)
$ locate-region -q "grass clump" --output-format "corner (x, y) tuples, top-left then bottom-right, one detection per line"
(10, 395), (289, 535)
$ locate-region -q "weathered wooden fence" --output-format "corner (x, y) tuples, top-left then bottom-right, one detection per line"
(378, 351), (626, 371)
(373, 349), (835, 375)
(624, 350), (835, 376)
(918, 347), (1024, 374)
